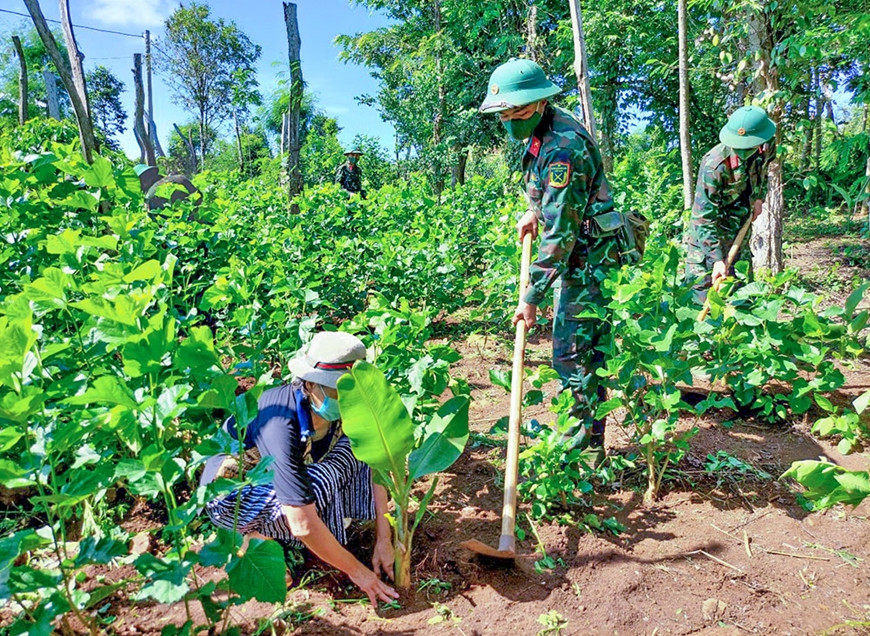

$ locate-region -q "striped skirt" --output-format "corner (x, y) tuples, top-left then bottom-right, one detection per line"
(204, 436), (376, 546)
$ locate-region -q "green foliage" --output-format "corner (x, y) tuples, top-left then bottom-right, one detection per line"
(783, 390), (870, 509)
(86, 65), (126, 151)
(156, 1), (262, 167)
(599, 247), (701, 504)
(338, 362), (469, 588)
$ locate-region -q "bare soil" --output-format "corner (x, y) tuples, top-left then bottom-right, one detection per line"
(8, 238), (870, 636)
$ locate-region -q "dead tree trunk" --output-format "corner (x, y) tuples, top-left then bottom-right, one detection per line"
(12, 35), (28, 125)
(747, 9), (784, 275)
(43, 69), (60, 119)
(173, 123), (197, 175)
(132, 54), (156, 166)
(568, 0), (597, 138)
(678, 0), (694, 210)
(283, 2), (304, 212)
(23, 0), (96, 163)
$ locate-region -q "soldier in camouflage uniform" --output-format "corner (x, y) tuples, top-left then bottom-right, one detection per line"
(480, 59), (621, 460)
(686, 106), (776, 301)
(335, 147), (365, 196)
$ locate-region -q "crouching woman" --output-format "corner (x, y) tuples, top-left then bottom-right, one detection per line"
(202, 332), (397, 606)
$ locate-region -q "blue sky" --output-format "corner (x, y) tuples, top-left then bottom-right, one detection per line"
(0, 0), (395, 159)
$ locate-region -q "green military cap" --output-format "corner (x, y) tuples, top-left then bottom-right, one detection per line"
(344, 147), (365, 156)
(719, 106), (776, 149)
(479, 58), (561, 114)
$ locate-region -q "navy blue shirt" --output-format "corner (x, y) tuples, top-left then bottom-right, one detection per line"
(225, 382), (336, 506)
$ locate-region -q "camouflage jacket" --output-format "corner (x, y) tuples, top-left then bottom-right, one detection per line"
(686, 142), (773, 264)
(521, 105), (616, 306)
(335, 163), (363, 193)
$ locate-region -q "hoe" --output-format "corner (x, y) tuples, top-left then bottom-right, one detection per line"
(461, 233), (533, 560)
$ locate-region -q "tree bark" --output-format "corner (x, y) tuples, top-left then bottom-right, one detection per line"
(173, 123), (197, 175)
(59, 0), (88, 117)
(234, 110), (244, 174)
(799, 88), (812, 172)
(678, 0), (694, 210)
(451, 144), (468, 187)
(747, 8), (783, 275)
(283, 2), (304, 212)
(568, 0), (597, 138)
(23, 0), (96, 163)
(814, 68), (823, 171)
(133, 54), (156, 166)
(43, 68), (60, 119)
(433, 0), (445, 196)
(526, 3), (538, 62)
(12, 35), (28, 125)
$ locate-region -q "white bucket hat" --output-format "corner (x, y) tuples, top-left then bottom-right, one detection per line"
(288, 331), (366, 389)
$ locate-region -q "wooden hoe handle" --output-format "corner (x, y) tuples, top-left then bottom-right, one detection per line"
(498, 232), (533, 553)
(697, 213), (754, 322)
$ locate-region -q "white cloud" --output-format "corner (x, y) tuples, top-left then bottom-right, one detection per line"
(324, 105), (350, 115)
(86, 0), (172, 28)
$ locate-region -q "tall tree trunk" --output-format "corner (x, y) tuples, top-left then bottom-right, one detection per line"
(813, 68), (823, 171)
(132, 54), (156, 166)
(451, 144), (468, 187)
(799, 87), (812, 171)
(283, 2), (304, 212)
(12, 35), (28, 125)
(59, 0), (88, 118)
(678, 0), (694, 210)
(234, 111), (244, 175)
(747, 8), (783, 275)
(431, 0), (445, 197)
(24, 0), (96, 162)
(598, 79), (617, 172)
(568, 0), (597, 138)
(43, 68), (60, 119)
(526, 3), (539, 62)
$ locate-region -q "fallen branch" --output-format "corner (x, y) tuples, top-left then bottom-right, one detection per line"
(762, 549), (829, 561)
(684, 549), (744, 573)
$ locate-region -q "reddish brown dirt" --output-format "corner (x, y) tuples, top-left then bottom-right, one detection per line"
(6, 240), (870, 636)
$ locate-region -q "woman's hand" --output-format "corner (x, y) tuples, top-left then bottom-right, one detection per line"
(349, 566), (399, 607)
(372, 537), (394, 581)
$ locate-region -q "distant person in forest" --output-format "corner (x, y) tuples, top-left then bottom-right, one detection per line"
(335, 147), (366, 197)
(134, 164), (202, 215)
(200, 332), (397, 606)
(479, 58), (621, 466)
(685, 105), (776, 302)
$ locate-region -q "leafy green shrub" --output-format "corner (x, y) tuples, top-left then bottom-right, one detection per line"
(338, 362), (469, 589)
(598, 247), (701, 504)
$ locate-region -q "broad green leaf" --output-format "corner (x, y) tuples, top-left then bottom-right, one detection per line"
(338, 361), (414, 476)
(73, 537), (128, 567)
(124, 260), (163, 283)
(408, 396), (469, 480)
(65, 376), (137, 409)
(226, 539), (286, 603)
(134, 554), (190, 604)
(844, 282), (870, 319)
(0, 459), (35, 488)
(594, 398), (622, 419)
(853, 391), (870, 415)
(83, 155), (114, 188)
(488, 369), (511, 391)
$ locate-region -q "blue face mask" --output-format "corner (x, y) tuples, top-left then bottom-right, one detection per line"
(312, 385), (342, 422)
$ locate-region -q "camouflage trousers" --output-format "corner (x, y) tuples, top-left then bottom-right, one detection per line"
(552, 267), (611, 443)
